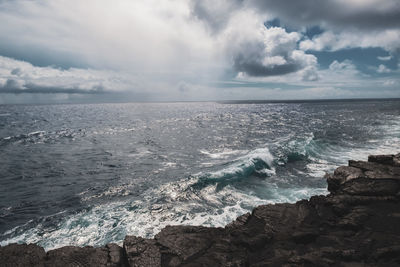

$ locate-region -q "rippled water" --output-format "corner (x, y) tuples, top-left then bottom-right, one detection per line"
(0, 99), (399, 250)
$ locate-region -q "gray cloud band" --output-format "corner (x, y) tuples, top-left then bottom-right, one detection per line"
(248, 0), (400, 30)
(0, 79), (106, 94)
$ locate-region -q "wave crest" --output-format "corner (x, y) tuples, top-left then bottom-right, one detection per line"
(192, 148), (275, 191)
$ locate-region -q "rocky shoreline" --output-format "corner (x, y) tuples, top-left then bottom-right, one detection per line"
(1, 153), (400, 266)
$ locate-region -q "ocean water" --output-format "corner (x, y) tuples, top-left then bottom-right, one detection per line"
(0, 99), (399, 250)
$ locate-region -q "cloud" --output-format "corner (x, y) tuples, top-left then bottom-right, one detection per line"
(190, 0), (243, 33)
(0, 0), (319, 87)
(0, 55), (133, 94)
(0, 0), (217, 72)
(231, 29), (307, 77)
(248, 0), (400, 30)
(232, 58), (400, 99)
(383, 79), (398, 86)
(0, 55), (223, 101)
(377, 64), (392, 73)
(377, 55), (393, 61)
(329, 60), (357, 72)
(0, 79), (23, 91)
(299, 30), (400, 53)
(218, 10), (318, 78)
(0, 81), (105, 94)
(246, 0), (400, 54)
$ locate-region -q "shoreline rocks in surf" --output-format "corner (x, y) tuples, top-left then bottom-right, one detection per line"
(1, 153), (400, 266)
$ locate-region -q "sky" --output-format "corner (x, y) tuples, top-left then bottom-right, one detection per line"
(0, 0), (399, 103)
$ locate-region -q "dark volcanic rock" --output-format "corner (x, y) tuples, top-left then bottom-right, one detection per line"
(155, 226), (225, 264)
(348, 160), (400, 178)
(46, 246), (110, 266)
(0, 244), (127, 267)
(0, 243), (46, 267)
(326, 166), (364, 192)
(368, 153), (400, 167)
(124, 236), (161, 267)
(1, 153), (400, 266)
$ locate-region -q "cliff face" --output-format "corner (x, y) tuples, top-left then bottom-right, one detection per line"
(1, 153), (400, 266)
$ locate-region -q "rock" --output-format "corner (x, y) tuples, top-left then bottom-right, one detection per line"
(326, 166), (364, 192)
(368, 153), (400, 167)
(368, 154), (393, 164)
(155, 226), (223, 263)
(335, 166), (365, 181)
(394, 154), (400, 167)
(337, 206), (369, 230)
(349, 160), (400, 178)
(123, 236), (161, 267)
(46, 246), (111, 267)
(340, 178), (400, 196)
(225, 212), (250, 229)
(291, 231), (319, 244)
(1, 153), (400, 266)
(0, 243), (126, 267)
(374, 245), (400, 260)
(107, 243), (127, 266)
(0, 243), (46, 267)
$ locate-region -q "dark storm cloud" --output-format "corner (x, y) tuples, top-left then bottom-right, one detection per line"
(226, 27), (318, 78)
(248, 0), (400, 30)
(233, 54), (300, 76)
(24, 83), (106, 94)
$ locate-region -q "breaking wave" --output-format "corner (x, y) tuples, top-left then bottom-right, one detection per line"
(0, 147), (327, 250)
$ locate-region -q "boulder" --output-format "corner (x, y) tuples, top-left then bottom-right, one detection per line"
(326, 166), (364, 192)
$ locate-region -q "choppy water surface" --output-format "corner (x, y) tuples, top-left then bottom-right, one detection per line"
(0, 100), (399, 250)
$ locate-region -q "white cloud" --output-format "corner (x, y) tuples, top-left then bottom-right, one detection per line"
(253, 0), (400, 54)
(300, 30), (400, 53)
(0, 55), (138, 93)
(377, 64), (392, 73)
(329, 60), (357, 72)
(221, 15), (318, 78)
(383, 79), (398, 86)
(377, 55), (392, 61)
(0, 0), (218, 73)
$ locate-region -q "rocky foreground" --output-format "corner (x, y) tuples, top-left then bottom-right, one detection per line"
(1, 153), (400, 266)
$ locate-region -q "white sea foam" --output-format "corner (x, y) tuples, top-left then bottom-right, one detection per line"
(200, 149), (246, 159)
(1, 180), (326, 251)
(27, 131), (46, 136)
(0, 146), (325, 251)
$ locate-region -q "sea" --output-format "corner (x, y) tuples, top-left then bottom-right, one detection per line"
(0, 99), (399, 250)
